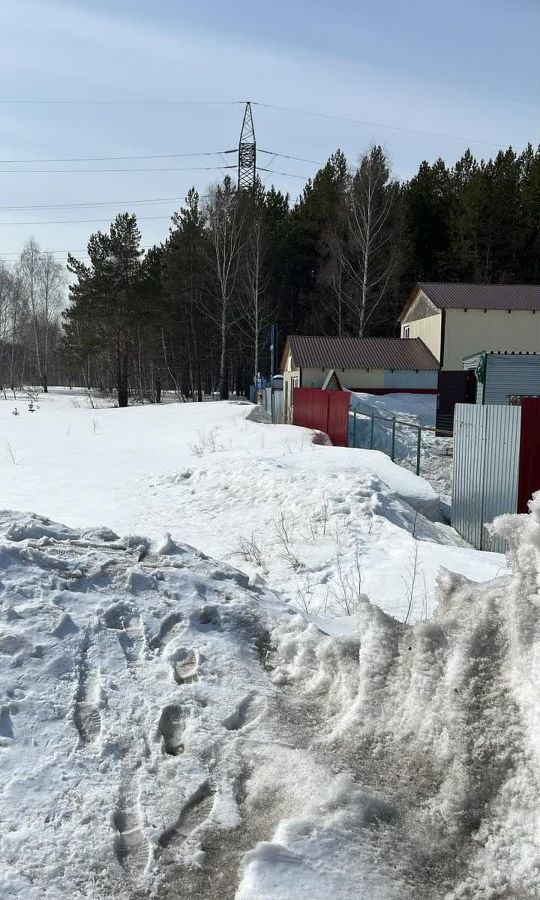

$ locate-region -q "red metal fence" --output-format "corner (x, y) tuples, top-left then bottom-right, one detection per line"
(517, 398), (540, 513)
(292, 388), (349, 446)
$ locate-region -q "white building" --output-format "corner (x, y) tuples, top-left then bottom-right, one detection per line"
(400, 283), (540, 370)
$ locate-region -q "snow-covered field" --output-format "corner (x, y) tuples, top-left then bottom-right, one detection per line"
(1, 389), (539, 898)
(1, 389), (501, 623)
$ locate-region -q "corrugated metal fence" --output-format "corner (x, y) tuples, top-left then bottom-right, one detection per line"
(262, 387), (284, 423)
(293, 388), (349, 446)
(452, 403), (521, 552)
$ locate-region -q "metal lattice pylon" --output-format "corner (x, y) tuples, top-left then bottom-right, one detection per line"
(238, 101), (256, 191)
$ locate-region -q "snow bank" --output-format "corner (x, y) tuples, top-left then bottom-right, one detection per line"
(0, 391), (504, 623)
(258, 495), (540, 898)
(0, 511), (414, 899)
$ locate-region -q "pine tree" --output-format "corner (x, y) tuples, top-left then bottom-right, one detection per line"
(65, 213), (144, 407)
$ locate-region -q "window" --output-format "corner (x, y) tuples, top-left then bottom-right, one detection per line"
(403, 325), (410, 338)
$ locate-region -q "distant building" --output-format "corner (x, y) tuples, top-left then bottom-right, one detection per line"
(399, 283), (540, 370)
(281, 335), (438, 422)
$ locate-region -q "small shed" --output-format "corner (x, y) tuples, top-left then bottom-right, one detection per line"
(281, 335), (439, 423)
(463, 351), (540, 405)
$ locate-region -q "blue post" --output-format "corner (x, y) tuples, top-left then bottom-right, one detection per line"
(391, 418), (396, 461)
(353, 411), (357, 448)
(416, 427), (421, 476)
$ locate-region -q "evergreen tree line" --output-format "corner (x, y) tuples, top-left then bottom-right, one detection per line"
(2, 143), (539, 405)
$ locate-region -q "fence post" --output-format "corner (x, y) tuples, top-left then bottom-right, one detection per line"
(352, 411), (357, 448)
(370, 415), (374, 449)
(391, 417), (396, 461)
(416, 426), (421, 476)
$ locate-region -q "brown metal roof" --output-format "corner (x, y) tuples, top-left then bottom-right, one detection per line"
(285, 335), (439, 370)
(418, 282), (540, 311)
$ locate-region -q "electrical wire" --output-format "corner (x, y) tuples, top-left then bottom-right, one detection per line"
(0, 165), (237, 174)
(259, 149), (323, 165)
(0, 99), (246, 106)
(258, 167), (310, 180)
(0, 150), (236, 164)
(252, 102), (503, 148)
(0, 215), (174, 226)
(0, 196), (186, 211)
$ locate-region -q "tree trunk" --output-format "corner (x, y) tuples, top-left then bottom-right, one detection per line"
(117, 352), (129, 407)
(219, 301), (228, 400)
(43, 372), (48, 393)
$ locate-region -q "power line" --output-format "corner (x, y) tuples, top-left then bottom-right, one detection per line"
(0, 99), (246, 106)
(0, 165), (237, 174)
(253, 102), (504, 148)
(0, 196), (186, 211)
(0, 94), (505, 147)
(0, 150), (236, 164)
(0, 250), (88, 255)
(0, 215), (174, 226)
(258, 167), (310, 180)
(259, 149), (323, 165)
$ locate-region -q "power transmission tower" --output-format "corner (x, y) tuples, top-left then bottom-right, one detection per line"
(238, 101), (256, 191)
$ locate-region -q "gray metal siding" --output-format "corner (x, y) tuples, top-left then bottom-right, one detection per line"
(382, 369), (438, 389)
(452, 404), (521, 552)
(484, 354), (540, 404)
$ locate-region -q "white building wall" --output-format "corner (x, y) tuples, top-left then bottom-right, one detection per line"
(400, 291), (443, 361)
(443, 309), (540, 370)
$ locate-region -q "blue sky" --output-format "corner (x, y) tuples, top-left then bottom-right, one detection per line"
(0, 0), (538, 263)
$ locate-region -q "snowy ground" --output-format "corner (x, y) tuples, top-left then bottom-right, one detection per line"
(0, 389), (503, 624)
(2, 389), (537, 899)
(350, 392), (454, 501)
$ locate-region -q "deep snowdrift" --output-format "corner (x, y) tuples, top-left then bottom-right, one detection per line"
(269, 498), (540, 899)
(2, 499), (540, 897)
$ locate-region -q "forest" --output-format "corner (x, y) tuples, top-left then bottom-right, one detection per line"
(1, 142), (539, 404)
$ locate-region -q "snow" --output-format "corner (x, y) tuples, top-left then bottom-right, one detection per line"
(265, 500), (540, 898)
(0, 510), (409, 899)
(2, 388), (537, 898)
(350, 391), (437, 427)
(350, 391), (454, 500)
(0, 389), (503, 624)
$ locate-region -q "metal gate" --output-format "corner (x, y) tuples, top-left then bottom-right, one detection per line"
(436, 370), (473, 436)
(292, 388), (349, 446)
(452, 403), (521, 552)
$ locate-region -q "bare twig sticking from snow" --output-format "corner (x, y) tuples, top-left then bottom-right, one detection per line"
(329, 539), (365, 616)
(5, 440), (18, 465)
(274, 510), (302, 571)
(233, 533), (269, 576)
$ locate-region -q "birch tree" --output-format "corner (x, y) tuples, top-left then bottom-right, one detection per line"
(203, 177), (246, 399)
(238, 205), (273, 384)
(17, 240), (65, 391)
(338, 146), (399, 336)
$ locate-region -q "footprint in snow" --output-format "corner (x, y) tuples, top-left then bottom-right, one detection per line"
(157, 704), (185, 756)
(148, 612), (184, 653)
(168, 648), (200, 685)
(157, 781), (215, 852)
